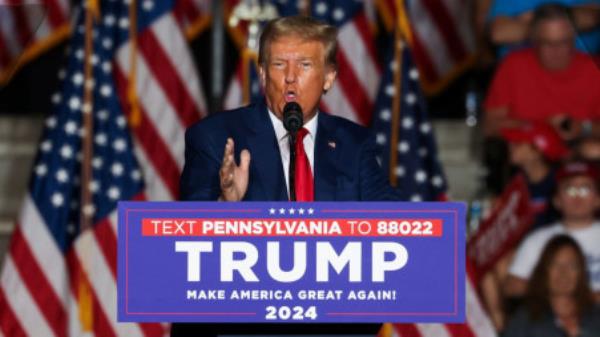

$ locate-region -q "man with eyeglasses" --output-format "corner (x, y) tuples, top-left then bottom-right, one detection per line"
(483, 3), (600, 141)
(505, 161), (600, 303)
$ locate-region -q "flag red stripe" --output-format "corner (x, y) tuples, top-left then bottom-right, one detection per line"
(176, 0), (201, 26)
(0, 288), (28, 337)
(45, 0), (67, 28)
(445, 324), (477, 337)
(137, 29), (202, 127)
(66, 250), (118, 337)
(353, 14), (382, 72)
(172, 0), (188, 27)
(336, 51), (373, 125)
(419, 0), (467, 62)
(139, 323), (167, 337)
(129, 107), (181, 197)
(411, 34), (439, 84)
(11, 5), (33, 49)
(9, 226), (67, 337)
(392, 323), (423, 337)
(93, 219), (118, 280)
(114, 68), (181, 199)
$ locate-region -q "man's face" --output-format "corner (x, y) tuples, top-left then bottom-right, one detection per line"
(260, 35), (337, 122)
(554, 175), (600, 220)
(532, 18), (575, 71)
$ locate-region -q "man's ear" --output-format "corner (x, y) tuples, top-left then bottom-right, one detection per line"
(259, 65), (266, 87)
(323, 67), (337, 92)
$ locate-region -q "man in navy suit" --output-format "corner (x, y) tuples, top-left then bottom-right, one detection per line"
(174, 15), (398, 336)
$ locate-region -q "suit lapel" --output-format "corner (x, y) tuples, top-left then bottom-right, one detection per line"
(245, 102), (288, 201)
(314, 114), (340, 201)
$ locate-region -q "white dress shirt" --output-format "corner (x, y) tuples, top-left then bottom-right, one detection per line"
(268, 109), (318, 197)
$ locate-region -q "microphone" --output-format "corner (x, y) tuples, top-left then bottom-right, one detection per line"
(283, 102), (303, 133)
(283, 102), (303, 201)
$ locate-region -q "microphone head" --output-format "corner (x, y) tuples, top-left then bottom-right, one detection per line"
(283, 102), (303, 133)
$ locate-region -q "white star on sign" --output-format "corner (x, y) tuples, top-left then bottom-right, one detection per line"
(269, 208), (276, 215)
(308, 208), (314, 215)
(279, 208), (286, 214)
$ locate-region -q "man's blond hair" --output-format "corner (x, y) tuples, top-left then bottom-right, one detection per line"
(258, 16), (338, 69)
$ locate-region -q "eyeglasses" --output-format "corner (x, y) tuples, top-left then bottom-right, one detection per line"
(562, 185), (595, 198)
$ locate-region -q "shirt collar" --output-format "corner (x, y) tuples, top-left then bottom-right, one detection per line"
(268, 108), (318, 142)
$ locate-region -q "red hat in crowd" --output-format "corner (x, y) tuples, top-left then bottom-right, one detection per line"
(555, 161), (600, 183)
(500, 123), (569, 161)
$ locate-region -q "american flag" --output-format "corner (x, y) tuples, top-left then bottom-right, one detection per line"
(375, 0), (477, 95)
(0, 0), (207, 336)
(372, 21), (496, 337)
(371, 39), (447, 201)
(224, 0), (380, 127)
(0, 0), (70, 85)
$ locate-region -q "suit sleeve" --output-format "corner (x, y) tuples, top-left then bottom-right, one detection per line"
(179, 127), (222, 201)
(358, 137), (401, 201)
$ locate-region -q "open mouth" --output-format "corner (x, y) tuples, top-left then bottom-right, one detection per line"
(285, 90), (297, 102)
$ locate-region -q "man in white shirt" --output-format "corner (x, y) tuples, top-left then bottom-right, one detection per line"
(506, 161), (600, 302)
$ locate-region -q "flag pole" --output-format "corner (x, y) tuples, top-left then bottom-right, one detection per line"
(128, 0), (141, 126)
(388, 18), (404, 188)
(78, 0), (100, 331)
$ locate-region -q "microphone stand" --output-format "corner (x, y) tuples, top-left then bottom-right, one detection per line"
(288, 131), (297, 201)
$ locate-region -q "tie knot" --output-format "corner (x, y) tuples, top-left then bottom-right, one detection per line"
(296, 127), (309, 140)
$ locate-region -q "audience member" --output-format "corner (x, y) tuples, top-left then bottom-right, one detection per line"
(575, 136), (600, 164)
(503, 235), (600, 337)
(502, 123), (568, 230)
(505, 161), (600, 302)
(488, 0), (600, 57)
(484, 3), (600, 140)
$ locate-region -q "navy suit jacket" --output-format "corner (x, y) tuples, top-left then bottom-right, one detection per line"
(173, 101), (396, 336)
(180, 101), (399, 201)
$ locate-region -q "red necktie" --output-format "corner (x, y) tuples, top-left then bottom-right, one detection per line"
(294, 128), (314, 201)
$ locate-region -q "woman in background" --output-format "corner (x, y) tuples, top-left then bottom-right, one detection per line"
(503, 235), (600, 337)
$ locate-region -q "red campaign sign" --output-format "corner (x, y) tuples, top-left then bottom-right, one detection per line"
(467, 174), (534, 277)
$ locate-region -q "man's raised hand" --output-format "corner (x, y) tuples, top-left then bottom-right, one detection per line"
(219, 138), (251, 201)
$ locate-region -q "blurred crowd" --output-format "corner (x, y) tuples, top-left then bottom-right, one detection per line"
(473, 1), (600, 336)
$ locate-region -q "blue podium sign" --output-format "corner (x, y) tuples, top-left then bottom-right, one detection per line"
(117, 202), (465, 323)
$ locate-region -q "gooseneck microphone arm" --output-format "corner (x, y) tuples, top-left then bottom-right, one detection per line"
(282, 102), (303, 202)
